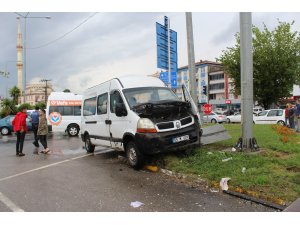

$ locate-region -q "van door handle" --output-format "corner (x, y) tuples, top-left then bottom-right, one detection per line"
(105, 119), (112, 125)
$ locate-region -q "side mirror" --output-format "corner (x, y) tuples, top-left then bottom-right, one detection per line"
(115, 103), (127, 117)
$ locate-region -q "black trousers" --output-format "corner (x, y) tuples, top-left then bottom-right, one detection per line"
(16, 131), (26, 153)
(38, 135), (48, 149)
(32, 123), (39, 143)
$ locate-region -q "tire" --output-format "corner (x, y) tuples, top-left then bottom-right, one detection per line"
(277, 120), (285, 126)
(67, 125), (79, 137)
(211, 119), (217, 124)
(126, 141), (144, 170)
(84, 134), (95, 153)
(1, 127), (10, 136)
(227, 118), (231, 123)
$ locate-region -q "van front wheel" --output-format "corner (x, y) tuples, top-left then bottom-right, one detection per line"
(126, 141), (144, 170)
(85, 135), (95, 153)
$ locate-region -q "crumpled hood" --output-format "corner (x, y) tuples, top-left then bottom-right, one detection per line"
(133, 100), (192, 122)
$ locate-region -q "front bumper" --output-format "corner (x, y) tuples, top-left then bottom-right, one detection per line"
(135, 124), (200, 155)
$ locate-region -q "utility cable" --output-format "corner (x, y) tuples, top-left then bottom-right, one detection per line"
(26, 12), (98, 50)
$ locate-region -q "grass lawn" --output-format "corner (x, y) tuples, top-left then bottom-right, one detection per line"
(163, 124), (300, 204)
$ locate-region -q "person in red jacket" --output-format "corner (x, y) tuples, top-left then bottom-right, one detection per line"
(12, 107), (28, 156)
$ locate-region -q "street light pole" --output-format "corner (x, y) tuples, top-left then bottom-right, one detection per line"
(15, 13), (51, 103)
(41, 79), (51, 103)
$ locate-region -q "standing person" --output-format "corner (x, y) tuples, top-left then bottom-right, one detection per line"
(37, 109), (50, 154)
(285, 104), (289, 127)
(288, 103), (295, 129)
(12, 106), (28, 156)
(295, 99), (300, 132)
(31, 106), (40, 147)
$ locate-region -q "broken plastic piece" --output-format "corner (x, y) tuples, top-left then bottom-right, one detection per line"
(130, 201), (144, 208)
(220, 177), (231, 191)
(222, 157), (232, 162)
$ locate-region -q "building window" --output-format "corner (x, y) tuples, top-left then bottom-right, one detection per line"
(209, 73), (224, 81)
(209, 83), (224, 90)
(209, 94), (216, 100)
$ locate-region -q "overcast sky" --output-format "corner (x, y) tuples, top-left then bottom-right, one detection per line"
(0, 12), (299, 98)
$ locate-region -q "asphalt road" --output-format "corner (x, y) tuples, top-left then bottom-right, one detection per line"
(0, 133), (274, 212)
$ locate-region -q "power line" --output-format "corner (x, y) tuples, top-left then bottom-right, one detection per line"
(27, 12), (98, 50)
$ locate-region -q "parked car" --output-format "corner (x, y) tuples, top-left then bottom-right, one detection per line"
(203, 112), (227, 123)
(253, 109), (285, 125)
(227, 112), (256, 123)
(0, 115), (32, 135)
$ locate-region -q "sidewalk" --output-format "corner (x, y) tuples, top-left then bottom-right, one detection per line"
(284, 197), (300, 212)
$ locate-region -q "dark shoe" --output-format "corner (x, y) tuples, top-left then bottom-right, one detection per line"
(16, 152), (19, 156)
(33, 141), (39, 147)
(18, 153), (25, 156)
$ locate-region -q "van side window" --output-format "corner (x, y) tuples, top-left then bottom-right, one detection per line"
(110, 91), (124, 114)
(83, 97), (97, 116)
(74, 106), (81, 116)
(97, 93), (108, 115)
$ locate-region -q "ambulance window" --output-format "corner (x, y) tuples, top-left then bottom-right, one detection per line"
(110, 91), (124, 113)
(97, 93), (108, 115)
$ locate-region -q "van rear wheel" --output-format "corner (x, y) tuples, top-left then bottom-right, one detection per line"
(85, 134), (95, 153)
(126, 141), (144, 170)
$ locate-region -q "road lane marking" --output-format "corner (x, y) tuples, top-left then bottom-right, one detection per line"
(0, 149), (114, 183)
(0, 191), (24, 212)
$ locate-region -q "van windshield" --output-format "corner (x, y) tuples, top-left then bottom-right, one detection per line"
(123, 87), (179, 108)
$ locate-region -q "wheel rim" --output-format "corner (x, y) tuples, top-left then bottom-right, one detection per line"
(128, 147), (137, 165)
(1, 128), (8, 135)
(227, 119), (230, 123)
(69, 127), (78, 135)
(278, 121), (284, 126)
(212, 119), (217, 123)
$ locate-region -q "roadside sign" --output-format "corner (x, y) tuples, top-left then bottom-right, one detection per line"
(203, 104), (212, 115)
(160, 71), (177, 88)
(225, 99), (231, 104)
(156, 21), (178, 71)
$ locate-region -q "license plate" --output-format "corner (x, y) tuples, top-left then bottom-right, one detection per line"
(172, 135), (189, 143)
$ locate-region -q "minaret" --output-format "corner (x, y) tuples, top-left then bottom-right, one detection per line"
(16, 17), (23, 100)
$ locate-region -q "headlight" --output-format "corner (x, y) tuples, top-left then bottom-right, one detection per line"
(137, 118), (157, 133)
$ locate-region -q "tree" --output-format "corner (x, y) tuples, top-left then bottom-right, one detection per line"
(9, 86), (21, 105)
(18, 103), (33, 111)
(0, 98), (17, 117)
(35, 102), (46, 110)
(63, 89), (71, 93)
(219, 21), (300, 109)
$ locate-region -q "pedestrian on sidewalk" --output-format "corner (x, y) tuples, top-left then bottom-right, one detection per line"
(285, 104), (289, 127)
(295, 99), (300, 132)
(31, 106), (40, 147)
(12, 106), (28, 156)
(288, 103), (295, 129)
(37, 109), (50, 154)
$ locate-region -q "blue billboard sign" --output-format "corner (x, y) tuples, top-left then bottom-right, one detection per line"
(159, 71), (177, 88)
(156, 20), (178, 71)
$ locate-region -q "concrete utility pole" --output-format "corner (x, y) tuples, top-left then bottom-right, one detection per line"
(239, 12), (256, 150)
(185, 12), (198, 106)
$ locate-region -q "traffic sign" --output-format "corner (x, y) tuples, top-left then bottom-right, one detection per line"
(156, 19), (178, 71)
(159, 71), (177, 88)
(203, 104), (212, 115)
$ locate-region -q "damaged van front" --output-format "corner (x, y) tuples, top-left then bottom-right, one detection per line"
(123, 87), (200, 155)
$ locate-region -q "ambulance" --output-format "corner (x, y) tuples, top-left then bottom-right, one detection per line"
(46, 92), (82, 136)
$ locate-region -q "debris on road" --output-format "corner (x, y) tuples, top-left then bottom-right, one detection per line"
(220, 177), (231, 191)
(130, 201), (144, 208)
(210, 188), (219, 193)
(144, 165), (159, 172)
